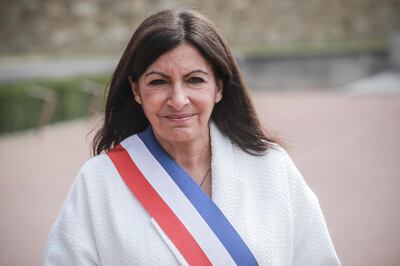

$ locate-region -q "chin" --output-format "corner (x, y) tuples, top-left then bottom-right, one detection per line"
(163, 127), (197, 143)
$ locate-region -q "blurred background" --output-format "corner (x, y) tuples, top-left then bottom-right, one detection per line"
(1, 0), (400, 265)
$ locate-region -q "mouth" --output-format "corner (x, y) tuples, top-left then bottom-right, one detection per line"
(163, 113), (195, 122)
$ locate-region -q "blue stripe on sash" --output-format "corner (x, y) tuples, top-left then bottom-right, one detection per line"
(138, 127), (259, 266)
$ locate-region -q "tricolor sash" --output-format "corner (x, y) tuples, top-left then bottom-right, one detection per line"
(107, 127), (259, 266)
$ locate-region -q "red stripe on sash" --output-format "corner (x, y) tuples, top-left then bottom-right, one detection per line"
(108, 144), (211, 265)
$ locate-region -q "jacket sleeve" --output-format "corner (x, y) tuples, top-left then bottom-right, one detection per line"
(42, 166), (99, 266)
(284, 152), (341, 266)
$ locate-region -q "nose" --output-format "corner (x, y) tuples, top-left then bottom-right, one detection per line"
(167, 82), (189, 110)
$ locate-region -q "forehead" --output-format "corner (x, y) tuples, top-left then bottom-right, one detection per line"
(144, 42), (212, 73)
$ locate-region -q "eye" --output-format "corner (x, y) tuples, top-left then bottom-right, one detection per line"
(188, 77), (205, 84)
(148, 79), (167, 86)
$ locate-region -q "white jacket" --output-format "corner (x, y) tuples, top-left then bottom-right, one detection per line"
(43, 123), (340, 265)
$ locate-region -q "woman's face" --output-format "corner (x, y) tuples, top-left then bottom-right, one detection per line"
(132, 42), (222, 145)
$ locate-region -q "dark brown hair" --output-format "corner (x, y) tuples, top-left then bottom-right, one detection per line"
(93, 8), (279, 156)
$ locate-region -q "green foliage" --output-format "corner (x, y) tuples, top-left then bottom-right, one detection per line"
(236, 39), (387, 58)
(0, 74), (110, 134)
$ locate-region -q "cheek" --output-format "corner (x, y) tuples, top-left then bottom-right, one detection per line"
(195, 93), (218, 114)
(139, 92), (166, 116)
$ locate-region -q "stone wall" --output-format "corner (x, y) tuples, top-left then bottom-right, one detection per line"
(1, 0), (399, 56)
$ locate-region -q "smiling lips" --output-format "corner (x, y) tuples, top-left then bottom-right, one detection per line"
(163, 113), (195, 122)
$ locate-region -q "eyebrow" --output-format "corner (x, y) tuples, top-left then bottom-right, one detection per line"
(144, 69), (209, 78)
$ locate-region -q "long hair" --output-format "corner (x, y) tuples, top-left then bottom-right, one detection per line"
(93, 8), (280, 156)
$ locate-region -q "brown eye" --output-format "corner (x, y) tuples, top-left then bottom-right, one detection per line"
(188, 77), (204, 84)
(149, 79), (167, 85)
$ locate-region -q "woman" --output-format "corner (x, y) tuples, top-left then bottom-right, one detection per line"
(43, 9), (340, 266)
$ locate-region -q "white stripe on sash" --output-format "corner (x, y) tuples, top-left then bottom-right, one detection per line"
(121, 135), (236, 265)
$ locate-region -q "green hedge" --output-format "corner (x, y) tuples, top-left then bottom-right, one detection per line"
(236, 39), (387, 58)
(0, 74), (110, 134)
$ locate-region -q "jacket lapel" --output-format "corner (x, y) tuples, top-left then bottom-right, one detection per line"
(210, 123), (246, 227)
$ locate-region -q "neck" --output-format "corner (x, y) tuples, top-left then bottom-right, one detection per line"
(153, 127), (211, 181)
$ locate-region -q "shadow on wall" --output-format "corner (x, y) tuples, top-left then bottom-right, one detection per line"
(238, 50), (387, 90)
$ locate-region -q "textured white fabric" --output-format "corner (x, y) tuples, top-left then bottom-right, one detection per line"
(43, 124), (341, 265)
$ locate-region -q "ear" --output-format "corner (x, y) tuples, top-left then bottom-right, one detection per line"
(128, 76), (142, 104)
(215, 79), (223, 103)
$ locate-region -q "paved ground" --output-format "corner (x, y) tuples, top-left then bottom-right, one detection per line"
(0, 89), (400, 265)
(254, 90), (400, 266)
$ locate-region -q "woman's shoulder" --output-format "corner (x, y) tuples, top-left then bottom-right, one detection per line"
(232, 142), (308, 190)
(72, 153), (117, 188)
(211, 122), (295, 175)
(76, 154), (109, 177)
(80, 153), (110, 171)
(233, 141), (293, 169)
(210, 122), (291, 164)
(261, 145), (307, 184)
(63, 152), (128, 211)
(260, 143), (292, 163)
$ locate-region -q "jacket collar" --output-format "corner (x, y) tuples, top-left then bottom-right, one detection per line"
(210, 122), (246, 223)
